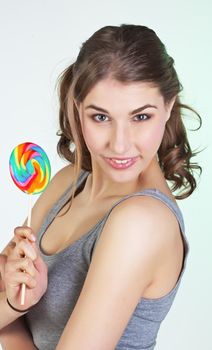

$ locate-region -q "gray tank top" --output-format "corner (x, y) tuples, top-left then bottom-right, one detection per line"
(26, 169), (189, 350)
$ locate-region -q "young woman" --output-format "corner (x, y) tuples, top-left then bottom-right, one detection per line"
(0, 24), (201, 350)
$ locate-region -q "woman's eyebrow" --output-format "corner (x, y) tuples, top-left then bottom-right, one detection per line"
(85, 104), (157, 115)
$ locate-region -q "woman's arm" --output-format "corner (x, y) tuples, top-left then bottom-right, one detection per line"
(56, 196), (176, 350)
(0, 319), (37, 350)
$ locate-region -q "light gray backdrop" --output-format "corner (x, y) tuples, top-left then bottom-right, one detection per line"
(0, 0), (211, 349)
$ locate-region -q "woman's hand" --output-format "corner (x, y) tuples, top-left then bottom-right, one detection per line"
(0, 254), (7, 291)
(3, 226), (48, 311)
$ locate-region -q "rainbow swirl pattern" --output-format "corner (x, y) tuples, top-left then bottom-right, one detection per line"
(9, 142), (51, 194)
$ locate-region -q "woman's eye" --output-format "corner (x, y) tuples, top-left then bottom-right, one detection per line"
(133, 114), (151, 121)
(93, 114), (109, 122)
(91, 113), (151, 122)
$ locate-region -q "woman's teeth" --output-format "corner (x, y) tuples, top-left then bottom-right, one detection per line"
(111, 158), (131, 164)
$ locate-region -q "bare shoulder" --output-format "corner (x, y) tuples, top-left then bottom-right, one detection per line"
(29, 164), (75, 234)
(93, 194), (181, 276)
(105, 194), (180, 243)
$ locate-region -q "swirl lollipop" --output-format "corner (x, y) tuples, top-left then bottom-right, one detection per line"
(9, 142), (51, 195)
(9, 142), (51, 304)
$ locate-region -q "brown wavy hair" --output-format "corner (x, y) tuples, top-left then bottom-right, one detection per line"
(57, 24), (202, 201)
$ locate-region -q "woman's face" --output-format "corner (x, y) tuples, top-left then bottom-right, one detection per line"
(76, 78), (175, 183)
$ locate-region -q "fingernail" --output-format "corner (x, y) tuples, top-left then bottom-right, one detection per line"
(30, 234), (36, 242)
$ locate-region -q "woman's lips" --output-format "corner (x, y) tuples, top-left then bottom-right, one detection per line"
(104, 156), (139, 169)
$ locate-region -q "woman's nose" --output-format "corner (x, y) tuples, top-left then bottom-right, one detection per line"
(109, 125), (131, 155)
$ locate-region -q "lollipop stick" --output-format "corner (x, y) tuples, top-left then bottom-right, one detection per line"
(20, 282), (26, 306)
(21, 194), (32, 305)
(27, 193), (32, 227)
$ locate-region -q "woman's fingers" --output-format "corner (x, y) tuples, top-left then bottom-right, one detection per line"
(8, 239), (37, 261)
(6, 257), (36, 277)
(5, 270), (36, 289)
(4, 229), (48, 309)
(0, 254), (7, 291)
(5, 257), (37, 289)
(14, 226), (36, 243)
(5, 257), (37, 290)
(5, 226), (36, 258)
(0, 254), (7, 272)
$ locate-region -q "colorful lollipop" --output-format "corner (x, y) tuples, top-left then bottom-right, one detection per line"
(9, 142), (51, 304)
(9, 142), (51, 195)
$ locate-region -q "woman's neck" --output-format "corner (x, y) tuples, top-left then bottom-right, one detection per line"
(81, 157), (163, 205)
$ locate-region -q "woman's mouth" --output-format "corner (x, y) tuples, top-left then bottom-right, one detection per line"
(104, 156), (139, 170)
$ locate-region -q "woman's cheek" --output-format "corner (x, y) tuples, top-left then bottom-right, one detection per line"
(81, 122), (104, 154)
(142, 123), (165, 155)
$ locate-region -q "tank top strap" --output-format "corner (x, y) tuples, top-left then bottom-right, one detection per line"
(102, 188), (185, 233)
(133, 189), (185, 234)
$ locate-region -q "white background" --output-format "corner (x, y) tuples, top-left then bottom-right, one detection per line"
(0, 0), (211, 349)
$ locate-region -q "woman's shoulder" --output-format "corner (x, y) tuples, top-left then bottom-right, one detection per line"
(51, 163), (75, 186)
(104, 193), (180, 246)
(92, 193), (182, 297)
(30, 164), (75, 234)
(112, 190), (177, 217)
(35, 163), (75, 205)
